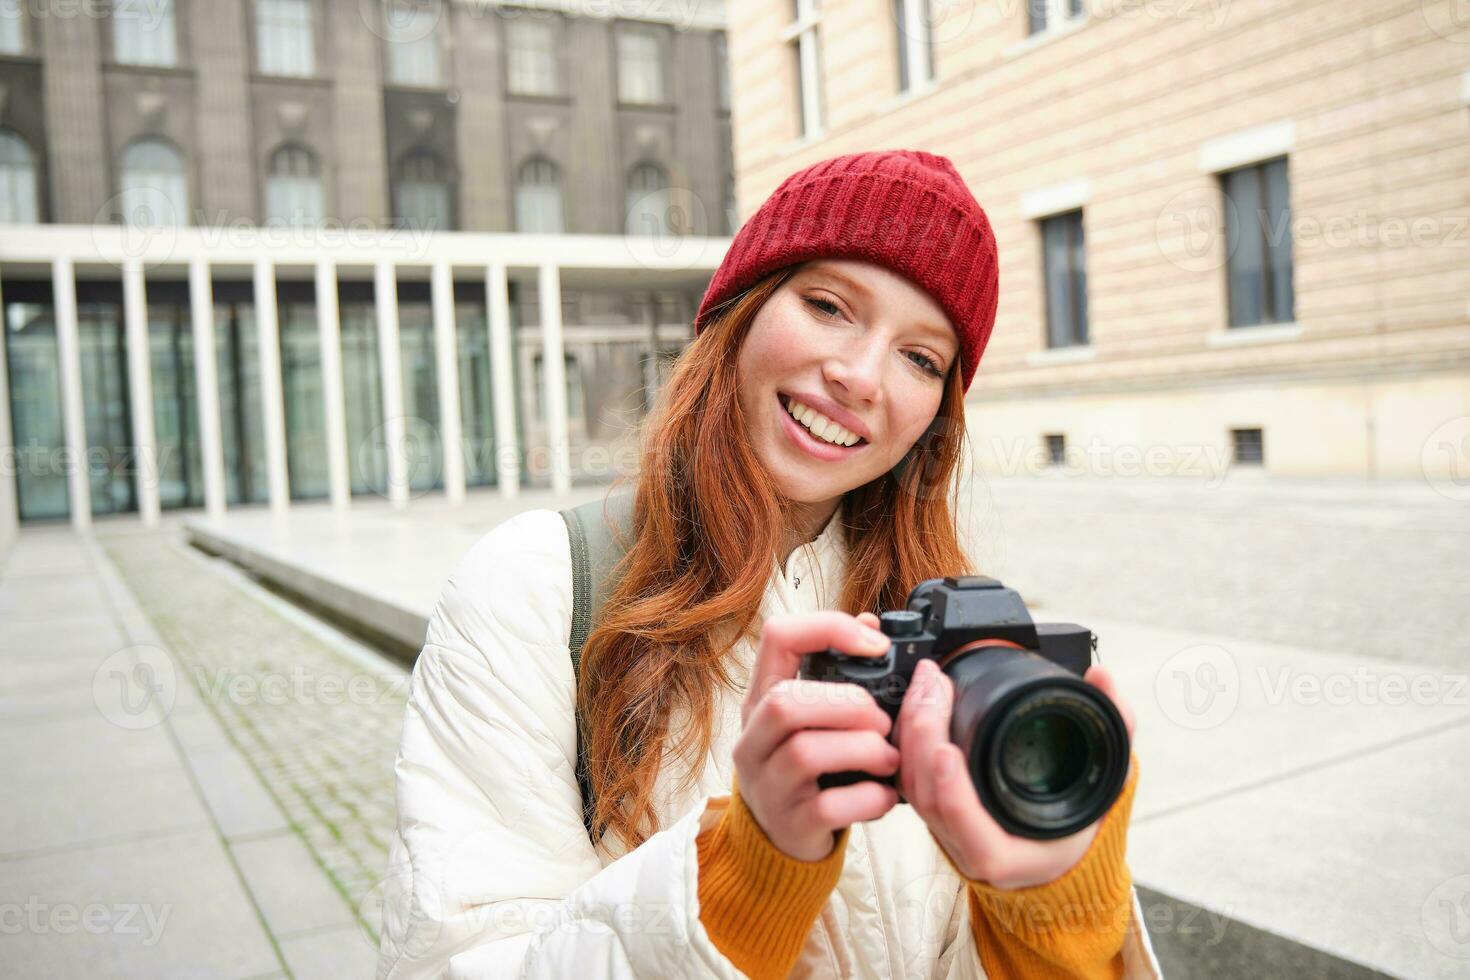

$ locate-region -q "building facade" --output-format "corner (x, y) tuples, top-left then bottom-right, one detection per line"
(0, 0), (736, 534)
(727, 0), (1470, 484)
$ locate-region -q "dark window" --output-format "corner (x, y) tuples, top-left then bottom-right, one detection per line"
(1045, 433), (1066, 466)
(1028, 0), (1047, 34)
(1232, 427), (1264, 466)
(1041, 209), (1088, 348)
(1223, 156), (1294, 328)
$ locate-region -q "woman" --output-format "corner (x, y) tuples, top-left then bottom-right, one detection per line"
(377, 150), (1159, 979)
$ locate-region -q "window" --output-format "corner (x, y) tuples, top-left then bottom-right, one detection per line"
(384, 0), (441, 86)
(394, 148), (451, 229)
(1041, 210), (1088, 348)
(514, 157), (564, 234)
(256, 0), (314, 76)
(788, 0), (824, 138)
(265, 143), (323, 226)
(0, 130), (39, 224)
(1231, 427), (1264, 466)
(0, 2), (24, 53)
(1028, 0), (1084, 35)
(532, 352), (582, 422)
(625, 161), (670, 238)
(507, 17), (558, 96)
(1223, 156), (1294, 328)
(1045, 433), (1066, 466)
(724, 173), (738, 235)
(713, 32), (731, 111)
(114, 0), (177, 66)
(617, 25), (664, 104)
(893, 0), (935, 92)
(120, 138), (188, 226)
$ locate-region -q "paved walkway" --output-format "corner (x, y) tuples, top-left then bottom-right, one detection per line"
(0, 525), (402, 978)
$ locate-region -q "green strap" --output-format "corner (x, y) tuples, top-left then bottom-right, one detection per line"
(559, 490), (636, 840)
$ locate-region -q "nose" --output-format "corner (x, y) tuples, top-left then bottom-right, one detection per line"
(822, 336), (884, 403)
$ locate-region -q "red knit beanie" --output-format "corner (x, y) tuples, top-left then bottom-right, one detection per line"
(693, 149), (1000, 393)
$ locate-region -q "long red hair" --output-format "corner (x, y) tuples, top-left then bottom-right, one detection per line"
(580, 265), (974, 851)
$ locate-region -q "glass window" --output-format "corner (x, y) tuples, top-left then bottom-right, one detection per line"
(624, 161), (670, 238)
(0, 5), (23, 56)
(713, 32), (730, 111)
(396, 296), (443, 493)
(4, 300), (69, 520)
(384, 0), (441, 86)
(1224, 156), (1294, 328)
(265, 143), (324, 227)
(790, 9), (823, 138)
(507, 17), (558, 96)
(1045, 433), (1066, 466)
(454, 292), (497, 488)
(278, 297), (329, 500)
(394, 149), (451, 230)
(78, 298), (137, 516)
(0, 130), (40, 224)
(120, 138), (188, 227)
(1232, 427), (1264, 466)
(617, 26), (664, 104)
(724, 173), (738, 235)
(148, 296), (204, 510)
(213, 294), (269, 506)
(514, 157), (564, 234)
(338, 294), (387, 496)
(256, 0), (314, 76)
(1041, 209), (1088, 348)
(114, 0), (177, 66)
(893, 0), (933, 92)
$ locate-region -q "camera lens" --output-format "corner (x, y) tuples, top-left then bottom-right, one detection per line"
(998, 709), (1087, 797)
(946, 650), (1130, 839)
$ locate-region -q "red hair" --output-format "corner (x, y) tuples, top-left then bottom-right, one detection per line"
(580, 266), (973, 851)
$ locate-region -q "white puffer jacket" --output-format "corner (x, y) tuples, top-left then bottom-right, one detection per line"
(376, 503), (1163, 979)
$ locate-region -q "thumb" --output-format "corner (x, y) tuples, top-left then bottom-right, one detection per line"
(857, 612), (881, 630)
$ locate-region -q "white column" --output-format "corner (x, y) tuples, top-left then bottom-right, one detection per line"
(537, 263), (572, 495)
(189, 258), (226, 518)
(316, 261), (350, 510)
(122, 260), (159, 526)
(254, 259), (290, 514)
(375, 260), (408, 508)
(52, 258), (90, 530)
(486, 262), (519, 499)
(0, 271), (17, 548)
(431, 262), (465, 504)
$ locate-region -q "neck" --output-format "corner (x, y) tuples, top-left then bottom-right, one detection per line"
(778, 496), (841, 568)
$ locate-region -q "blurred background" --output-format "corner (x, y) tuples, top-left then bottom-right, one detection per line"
(0, 0), (1467, 977)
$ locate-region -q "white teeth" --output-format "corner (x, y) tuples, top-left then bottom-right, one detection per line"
(784, 397), (862, 448)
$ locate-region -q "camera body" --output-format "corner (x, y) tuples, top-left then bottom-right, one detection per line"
(798, 576), (1130, 839)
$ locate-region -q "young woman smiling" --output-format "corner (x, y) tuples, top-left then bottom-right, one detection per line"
(377, 150), (1159, 980)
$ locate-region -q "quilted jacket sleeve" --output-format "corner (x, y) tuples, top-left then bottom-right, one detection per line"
(375, 508), (745, 980)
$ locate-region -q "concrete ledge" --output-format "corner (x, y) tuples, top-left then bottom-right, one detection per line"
(185, 520), (430, 656)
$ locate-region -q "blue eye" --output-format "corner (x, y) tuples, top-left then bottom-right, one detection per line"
(907, 351), (943, 377)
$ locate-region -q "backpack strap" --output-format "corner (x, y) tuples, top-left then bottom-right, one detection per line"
(559, 489), (636, 841)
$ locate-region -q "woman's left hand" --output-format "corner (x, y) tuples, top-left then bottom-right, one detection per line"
(866, 611), (1138, 890)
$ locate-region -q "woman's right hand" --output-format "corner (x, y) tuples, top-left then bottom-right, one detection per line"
(732, 611), (903, 861)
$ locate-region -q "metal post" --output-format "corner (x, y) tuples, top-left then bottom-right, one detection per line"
(375, 260), (408, 508)
(122, 259), (159, 526)
(316, 260), (350, 510)
(52, 258), (90, 530)
(431, 262), (465, 504)
(537, 263), (571, 495)
(254, 259), (290, 514)
(486, 263), (519, 499)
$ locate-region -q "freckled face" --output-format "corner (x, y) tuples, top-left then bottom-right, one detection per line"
(735, 258), (960, 505)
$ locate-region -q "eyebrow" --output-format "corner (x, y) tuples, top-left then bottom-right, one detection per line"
(805, 264), (957, 353)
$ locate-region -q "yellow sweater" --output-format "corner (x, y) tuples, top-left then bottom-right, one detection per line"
(696, 762), (1140, 979)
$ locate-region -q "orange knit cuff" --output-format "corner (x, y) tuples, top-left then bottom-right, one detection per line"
(961, 757), (1140, 978)
(695, 776), (849, 980)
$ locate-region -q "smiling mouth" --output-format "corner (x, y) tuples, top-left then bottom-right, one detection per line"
(780, 394), (869, 449)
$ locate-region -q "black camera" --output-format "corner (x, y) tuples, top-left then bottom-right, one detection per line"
(798, 576), (1130, 839)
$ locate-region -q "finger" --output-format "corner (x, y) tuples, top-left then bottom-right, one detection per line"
(747, 612), (890, 712)
(740, 679), (891, 765)
(856, 612), (881, 630)
(803, 780), (901, 832)
(769, 730), (900, 795)
(900, 661), (952, 813)
(1085, 664), (1137, 739)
